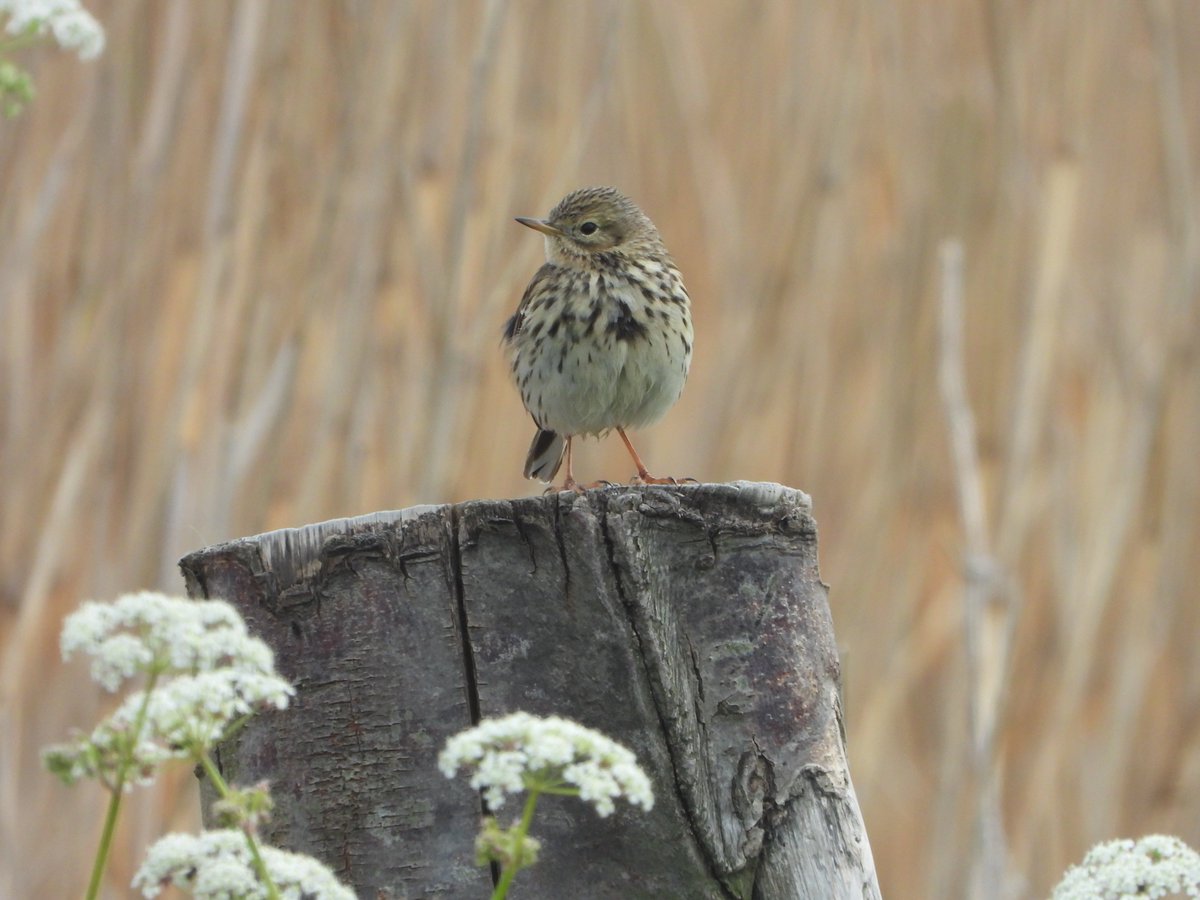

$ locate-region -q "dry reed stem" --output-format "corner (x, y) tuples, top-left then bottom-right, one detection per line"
(938, 239), (1022, 900)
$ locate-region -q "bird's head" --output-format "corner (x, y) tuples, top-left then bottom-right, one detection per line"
(516, 187), (663, 267)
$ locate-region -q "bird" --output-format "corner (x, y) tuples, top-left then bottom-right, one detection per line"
(503, 186), (693, 491)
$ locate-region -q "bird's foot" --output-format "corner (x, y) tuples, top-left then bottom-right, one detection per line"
(547, 476), (587, 494)
(547, 478), (615, 492)
(631, 472), (684, 486)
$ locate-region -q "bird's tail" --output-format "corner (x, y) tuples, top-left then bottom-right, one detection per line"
(523, 429), (565, 481)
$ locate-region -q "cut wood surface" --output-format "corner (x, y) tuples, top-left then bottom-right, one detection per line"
(179, 482), (880, 899)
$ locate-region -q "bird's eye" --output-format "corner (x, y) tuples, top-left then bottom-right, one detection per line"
(580, 222), (599, 236)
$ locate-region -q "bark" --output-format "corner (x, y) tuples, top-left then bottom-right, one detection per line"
(180, 482), (880, 899)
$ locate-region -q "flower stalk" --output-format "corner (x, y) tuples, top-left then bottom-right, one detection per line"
(81, 667), (160, 900)
(196, 752), (280, 900)
(491, 790), (542, 900)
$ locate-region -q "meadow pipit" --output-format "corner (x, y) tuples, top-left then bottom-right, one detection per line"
(503, 186), (693, 490)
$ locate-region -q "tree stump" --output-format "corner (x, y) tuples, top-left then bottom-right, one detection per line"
(179, 482), (880, 899)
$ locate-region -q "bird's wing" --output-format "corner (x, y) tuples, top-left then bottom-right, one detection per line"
(503, 263), (556, 343)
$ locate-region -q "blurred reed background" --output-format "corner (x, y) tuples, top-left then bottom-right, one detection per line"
(1, 1), (1198, 897)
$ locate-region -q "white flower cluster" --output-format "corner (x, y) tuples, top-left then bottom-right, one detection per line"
(439, 712), (654, 817)
(116, 667), (293, 754)
(46, 592), (293, 786)
(1052, 834), (1200, 900)
(0, 0), (104, 59)
(44, 717), (171, 789)
(133, 830), (355, 900)
(62, 591), (277, 690)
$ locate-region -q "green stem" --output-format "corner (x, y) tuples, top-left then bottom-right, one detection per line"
(196, 749), (231, 795)
(491, 790), (541, 900)
(0, 31), (46, 54)
(84, 670), (160, 900)
(197, 752), (280, 900)
(84, 790), (123, 900)
(528, 784), (579, 797)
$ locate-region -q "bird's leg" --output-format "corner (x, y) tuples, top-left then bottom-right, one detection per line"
(617, 428), (677, 485)
(547, 437), (614, 492)
(558, 436), (585, 492)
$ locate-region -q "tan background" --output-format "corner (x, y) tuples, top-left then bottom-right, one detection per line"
(2, 1), (1198, 897)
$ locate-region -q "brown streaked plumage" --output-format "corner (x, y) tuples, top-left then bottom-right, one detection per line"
(503, 186), (693, 490)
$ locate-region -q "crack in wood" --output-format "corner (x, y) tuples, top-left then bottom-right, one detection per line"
(446, 505), (500, 891)
(508, 508), (540, 575)
(551, 495), (572, 606)
(595, 493), (740, 900)
(447, 505), (482, 728)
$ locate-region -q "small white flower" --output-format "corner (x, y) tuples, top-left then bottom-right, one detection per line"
(133, 830), (355, 900)
(440, 712), (654, 817)
(133, 831), (202, 897)
(109, 667), (294, 755)
(46, 593), (293, 787)
(0, 0), (104, 59)
(44, 715), (177, 790)
(61, 592), (281, 691)
(48, 7), (102, 58)
(1052, 834), (1200, 900)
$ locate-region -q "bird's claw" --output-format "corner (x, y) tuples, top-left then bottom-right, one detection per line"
(630, 473), (682, 486)
(545, 478), (616, 493)
(552, 478), (587, 494)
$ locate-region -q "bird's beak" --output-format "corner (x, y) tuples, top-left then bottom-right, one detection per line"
(515, 216), (564, 237)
